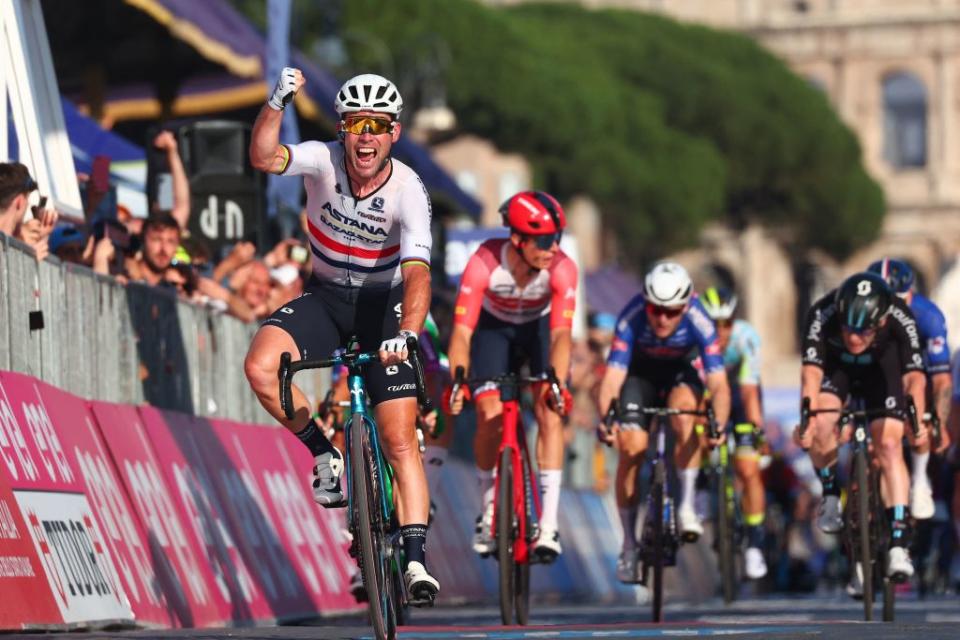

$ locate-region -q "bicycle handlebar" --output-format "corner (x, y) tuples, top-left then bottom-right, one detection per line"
(451, 366), (562, 406)
(797, 395), (922, 451)
(597, 400), (718, 447)
(278, 336), (432, 421)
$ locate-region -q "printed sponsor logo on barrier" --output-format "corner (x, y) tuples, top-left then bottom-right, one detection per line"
(15, 492), (131, 622)
(74, 418), (162, 609)
(123, 457), (211, 608)
(172, 460), (257, 605)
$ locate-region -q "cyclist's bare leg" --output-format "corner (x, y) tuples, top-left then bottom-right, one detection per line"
(473, 392), (504, 513)
(244, 325), (311, 431)
(377, 397), (429, 525)
(734, 454), (765, 520)
(669, 384), (701, 518)
(533, 385), (565, 469)
(809, 392), (842, 471)
(616, 427), (649, 551)
(474, 392), (504, 471)
(870, 417), (909, 507)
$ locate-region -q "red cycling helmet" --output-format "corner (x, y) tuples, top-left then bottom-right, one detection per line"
(499, 191), (566, 235)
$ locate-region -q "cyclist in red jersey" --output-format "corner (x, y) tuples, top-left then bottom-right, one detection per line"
(446, 191), (578, 562)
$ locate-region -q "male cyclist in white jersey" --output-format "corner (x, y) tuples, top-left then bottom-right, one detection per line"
(244, 68), (438, 603)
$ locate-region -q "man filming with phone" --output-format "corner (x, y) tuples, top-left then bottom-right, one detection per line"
(0, 162), (59, 261)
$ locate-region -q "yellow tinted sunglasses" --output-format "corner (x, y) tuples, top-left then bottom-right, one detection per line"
(341, 116), (394, 136)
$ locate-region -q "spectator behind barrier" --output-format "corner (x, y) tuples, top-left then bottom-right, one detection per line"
(127, 212), (181, 286)
(0, 162), (58, 260)
(49, 224), (86, 264)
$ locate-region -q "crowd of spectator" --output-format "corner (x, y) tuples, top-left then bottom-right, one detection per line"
(0, 131), (312, 324)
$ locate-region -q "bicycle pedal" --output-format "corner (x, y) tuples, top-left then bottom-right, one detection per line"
(320, 499), (347, 510)
(889, 571), (909, 585)
(407, 589), (437, 607)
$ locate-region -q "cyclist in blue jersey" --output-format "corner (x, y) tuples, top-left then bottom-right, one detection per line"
(700, 287), (768, 580)
(869, 258), (952, 520)
(597, 262), (731, 583)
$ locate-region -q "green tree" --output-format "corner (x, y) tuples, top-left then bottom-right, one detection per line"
(294, 0), (882, 261)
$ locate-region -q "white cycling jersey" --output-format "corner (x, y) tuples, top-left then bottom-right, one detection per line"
(282, 140), (432, 287)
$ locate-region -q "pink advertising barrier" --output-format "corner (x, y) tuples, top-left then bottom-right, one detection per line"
(207, 417), (358, 613)
(0, 372), (134, 628)
(88, 401), (228, 628)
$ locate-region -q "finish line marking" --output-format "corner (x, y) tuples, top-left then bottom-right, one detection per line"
(376, 625), (822, 639)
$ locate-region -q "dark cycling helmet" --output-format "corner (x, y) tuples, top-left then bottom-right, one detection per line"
(866, 257), (914, 295)
(499, 191), (566, 235)
(835, 272), (892, 331)
(701, 286), (738, 321)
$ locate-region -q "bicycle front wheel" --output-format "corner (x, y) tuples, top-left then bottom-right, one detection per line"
(497, 447), (516, 625)
(515, 448), (533, 626)
(716, 456), (736, 604)
(854, 448), (873, 622)
(650, 465), (665, 623)
(350, 414), (396, 640)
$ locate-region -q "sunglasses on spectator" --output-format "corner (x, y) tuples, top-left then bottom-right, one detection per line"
(341, 116), (394, 136)
(646, 302), (685, 318)
(22, 176), (38, 193)
(525, 231), (562, 250)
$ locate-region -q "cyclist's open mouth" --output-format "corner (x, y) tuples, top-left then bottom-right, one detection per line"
(356, 146), (377, 167)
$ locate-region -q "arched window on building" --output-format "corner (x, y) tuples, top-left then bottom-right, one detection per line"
(883, 72), (928, 169)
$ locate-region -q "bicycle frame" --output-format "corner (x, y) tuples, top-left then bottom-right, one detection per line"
(493, 378), (542, 565)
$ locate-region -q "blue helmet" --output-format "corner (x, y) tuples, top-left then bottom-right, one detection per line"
(867, 258), (914, 295)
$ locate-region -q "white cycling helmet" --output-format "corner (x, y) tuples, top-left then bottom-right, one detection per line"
(334, 74), (403, 117)
(644, 262), (693, 307)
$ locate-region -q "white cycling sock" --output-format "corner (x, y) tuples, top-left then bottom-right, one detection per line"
(538, 469), (563, 531)
(619, 505), (638, 551)
(424, 446), (448, 498)
(679, 467), (699, 513)
(477, 467), (495, 510)
(911, 451), (930, 487)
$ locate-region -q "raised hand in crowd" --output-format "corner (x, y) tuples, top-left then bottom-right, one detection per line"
(152, 130), (191, 230)
(212, 240), (256, 283)
(17, 206), (58, 261)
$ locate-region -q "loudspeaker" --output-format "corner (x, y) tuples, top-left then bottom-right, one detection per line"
(179, 121), (264, 257)
(178, 120), (252, 177)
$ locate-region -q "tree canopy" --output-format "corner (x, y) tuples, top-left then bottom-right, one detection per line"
(285, 0), (885, 260)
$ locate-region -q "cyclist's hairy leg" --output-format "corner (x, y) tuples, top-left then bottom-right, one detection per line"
(870, 417), (909, 507)
(533, 384), (565, 548)
(245, 325), (312, 430)
(377, 397), (429, 525)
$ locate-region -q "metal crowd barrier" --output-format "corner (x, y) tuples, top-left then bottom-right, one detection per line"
(0, 234), (326, 423)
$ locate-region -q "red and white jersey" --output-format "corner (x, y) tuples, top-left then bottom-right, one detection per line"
(453, 238), (578, 329)
(281, 141), (432, 287)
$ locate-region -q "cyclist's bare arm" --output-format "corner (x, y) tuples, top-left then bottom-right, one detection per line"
(800, 364), (824, 412)
(549, 327), (573, 384)
(740, 383), (764, 429)
(446, 323), (473, 415)
(705, 370), (731, 430)
(904, 369), (928, 444)
(932, 371), (952, 448)
(250, 106), (291, 174)
(597, 366), (628, 423)
(399, 263), (431, 335)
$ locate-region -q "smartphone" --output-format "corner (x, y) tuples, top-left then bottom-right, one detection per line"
(155, 173), (174, 211)
(288, 244), (309, 264)
(30, 195), (48, 220)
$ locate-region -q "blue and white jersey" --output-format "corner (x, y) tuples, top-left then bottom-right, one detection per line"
(607, 293), (724, 374)
(910, 293), (950, 375)
(724, 320), (762, 386)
